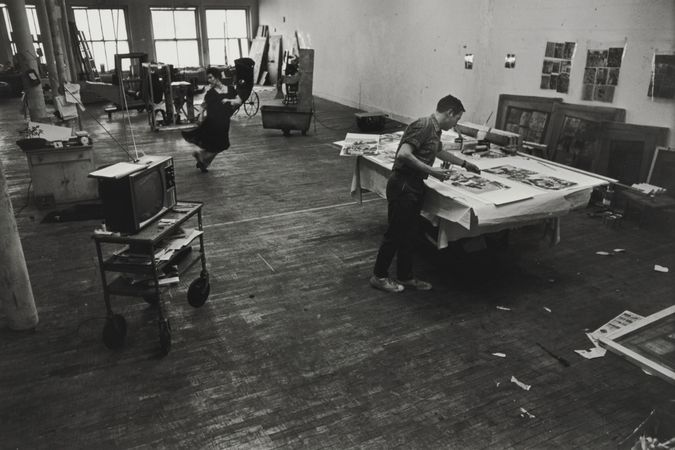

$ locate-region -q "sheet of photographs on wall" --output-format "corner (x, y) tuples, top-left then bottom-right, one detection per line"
(541, 41), (576, 93)
(581, 47), (624, 102)
(484, 165), (578, 190)
(648, 54), (675, 99)
(503, 107), (550, 143)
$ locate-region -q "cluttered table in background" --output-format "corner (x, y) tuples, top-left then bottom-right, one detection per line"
(346, 129), (614, 249)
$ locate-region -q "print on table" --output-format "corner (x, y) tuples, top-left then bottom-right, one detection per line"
(447, 172), (510, 194)
(376, 132), (403, 162)
(340, 133), (380, 156)
(484, 165), (578, 190)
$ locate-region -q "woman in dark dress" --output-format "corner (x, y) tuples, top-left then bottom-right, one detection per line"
(182, 67), (241, 172)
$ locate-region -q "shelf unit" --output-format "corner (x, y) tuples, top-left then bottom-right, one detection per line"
(92, 201), (210, 355)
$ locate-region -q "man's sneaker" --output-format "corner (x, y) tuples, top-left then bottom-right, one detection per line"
(398, 278), (432, 291)
(369, 276), (404, 293)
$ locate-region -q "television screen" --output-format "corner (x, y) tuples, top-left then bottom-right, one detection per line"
(133, 169), (165, 223)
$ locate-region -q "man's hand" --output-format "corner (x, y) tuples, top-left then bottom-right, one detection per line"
(463, 161), (481, 174)
(430, 167), (453, 181)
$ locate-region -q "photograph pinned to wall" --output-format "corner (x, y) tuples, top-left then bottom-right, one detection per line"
(339, 133), (380, 157)
(464, 53), (474, 70)
(505, 53), (516, 69)
(540, 41), (575, 93)
(648, 54), (675, 99)
(485, 164), (578, 190)
(582, 45), (624, 102)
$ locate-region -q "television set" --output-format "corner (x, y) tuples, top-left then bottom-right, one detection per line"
(89, 155), (177, 234)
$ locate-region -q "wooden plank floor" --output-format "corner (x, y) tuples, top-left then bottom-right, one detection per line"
(1, 90), (674, 449)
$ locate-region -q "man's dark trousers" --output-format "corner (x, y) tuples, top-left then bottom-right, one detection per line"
(373, 171), (425, 280)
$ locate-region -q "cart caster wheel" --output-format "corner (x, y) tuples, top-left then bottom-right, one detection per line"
(282, 129), (291, 137)
(159, 319), (171, 356)
(143, 295), (159, 305)
(187, 278), (210, 308)
(102, 314), (127, 350)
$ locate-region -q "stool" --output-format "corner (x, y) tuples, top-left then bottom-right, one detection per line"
(104, 105), (117, 120)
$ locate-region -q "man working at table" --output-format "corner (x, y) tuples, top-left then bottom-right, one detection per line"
(370, 94), (481, 293)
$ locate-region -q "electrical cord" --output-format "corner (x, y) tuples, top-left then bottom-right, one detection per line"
(62, 85), (137, 162)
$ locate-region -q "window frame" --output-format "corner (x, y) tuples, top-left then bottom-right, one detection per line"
(150, 6), (201, 68)
(0, 3), (46, 65)
(71, 6), (131, 73)
(204, 7), (250, 66)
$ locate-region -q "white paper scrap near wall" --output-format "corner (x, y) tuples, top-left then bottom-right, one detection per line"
(654, 265), (669, 273)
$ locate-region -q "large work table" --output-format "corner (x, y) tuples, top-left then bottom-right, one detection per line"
(350, 139), (613, 249)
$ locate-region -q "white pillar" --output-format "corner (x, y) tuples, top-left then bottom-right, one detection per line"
(35, 0), (60, 95)
(0, 160), (39, 331)
(6, 0), (47, 120)
(45, 0), (70, 84)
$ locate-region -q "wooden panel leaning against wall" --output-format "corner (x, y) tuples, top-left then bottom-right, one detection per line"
(495, 94), (563, 147)
(597, 122), (669, 186)
(547, 102), (626, 172)
(495, 94), (670, 186)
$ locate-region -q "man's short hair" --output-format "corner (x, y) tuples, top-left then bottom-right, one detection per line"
(436, 95), (465, 115)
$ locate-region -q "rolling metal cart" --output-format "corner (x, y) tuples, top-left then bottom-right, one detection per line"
(92, 201), (210, 356)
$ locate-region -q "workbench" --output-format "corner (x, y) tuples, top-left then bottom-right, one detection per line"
(351, 146), (613, 249)
(21, 142), (97, 205)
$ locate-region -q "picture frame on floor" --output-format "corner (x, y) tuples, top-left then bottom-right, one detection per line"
(599, 305), (675, 386)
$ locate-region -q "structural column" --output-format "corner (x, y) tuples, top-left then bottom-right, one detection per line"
(45, 0), (70, 84)
(6, 0), (47, 120)
(0, 7), (12, 65)
(0, 160), (39, 331)
(60, 0), (78, 81)
(35, 0), (60, 96)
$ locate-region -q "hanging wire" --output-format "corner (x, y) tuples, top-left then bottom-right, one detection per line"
(63, 84), (135, 161)
(119, 75), (140, 161)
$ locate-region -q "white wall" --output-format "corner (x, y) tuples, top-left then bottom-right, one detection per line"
(259, 0), (675, 145)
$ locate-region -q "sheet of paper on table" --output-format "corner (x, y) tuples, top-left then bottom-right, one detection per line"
(339, 133), (381, 156)
(432, 167), (536, 206)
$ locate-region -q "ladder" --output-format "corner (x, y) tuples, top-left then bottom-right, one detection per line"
(71, 26), (100, 81)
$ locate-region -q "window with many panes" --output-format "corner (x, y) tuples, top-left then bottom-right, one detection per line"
(205, 9), (249, 66)
(150, 7), (199, 67)
(0, 3), (45, 65)
(72, 7), (129, 72)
